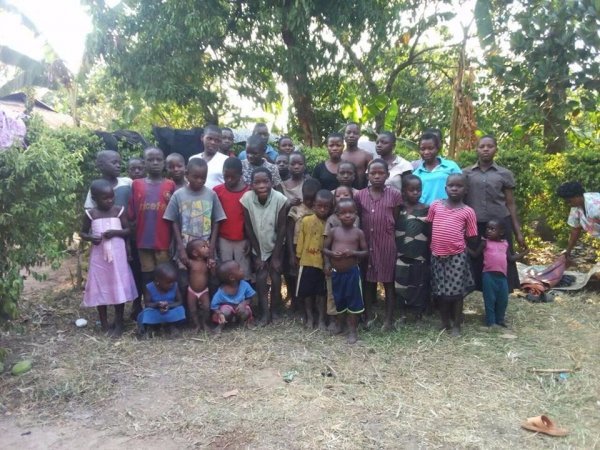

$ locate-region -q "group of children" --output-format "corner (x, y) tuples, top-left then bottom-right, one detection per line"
(81, 124), (524, 343)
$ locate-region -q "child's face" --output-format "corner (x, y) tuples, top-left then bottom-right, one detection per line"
(186, 165), (207, 191)
(289, 154), (305, 176)
(275, 155), (289, 175)
(419, 139), (439, 163)
(278, 138), (294, 154)
(485, 221), (503, 241)
(334, 187), (352, 203)
(327, 138), (343, 160)
(166, 158), (185, 181)
(376, 134), (394, 157)
(144, 149), (165, 176)
(155, 274), (176, 292)
(337, 163), (355, 186)
(445, 176), (466, 201)
(203, 130), (222, 156)
(337, 203), (357, 226)
(94, 188), (115, 211)
(97, 152), (121, 178)
(313, 197), (332, 220)
(192, 240), (211, 259)
(223, 168), (242, 190)
(128, 160), (145, 179)
(402, 179), (422, 204)
(254, 125), (270, 145)
(344, 124), (360, 147)
(246, 145), (264, 166)
(228, 262), (245, 281)
(367, 162), (388, 188)
(221, 130), (234, 152)
(252, 172), (272, 201)
(477, 137), (497, 163)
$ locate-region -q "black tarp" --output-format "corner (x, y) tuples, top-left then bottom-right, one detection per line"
(95, 130), (149, 153)
(152, 126), (204, 163)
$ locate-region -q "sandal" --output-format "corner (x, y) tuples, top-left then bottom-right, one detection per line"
(521, 415), (568, 436)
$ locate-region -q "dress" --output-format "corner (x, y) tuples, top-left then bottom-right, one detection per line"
(312, 162), (339, 191)
(83, 207), (138, 307)
(355, 187), (403, 283)
(137, 282), (186, 324)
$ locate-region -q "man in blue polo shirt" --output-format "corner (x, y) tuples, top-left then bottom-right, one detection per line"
(238, 123), (278, 163)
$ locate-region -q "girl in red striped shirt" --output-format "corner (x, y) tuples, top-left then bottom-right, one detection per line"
(426, 174), (478, 336)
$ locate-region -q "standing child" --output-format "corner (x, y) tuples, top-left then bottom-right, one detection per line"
(296, 189), (333, 330)
(395, 175), (431, 322)
(137, 262), (186, 337)
(241, 135), (282, 188)
(470, 220), (527, 328)
(276, 153), (291, 182)
(240, 167), (288, 325)
(278, 136), (295, 155)
(81, 180), (138, 337)
(355, 159), (403, 330)
(375, 131), (412, 191)
(85, 150), (132, 209)
(213, 158), (252, 281)
(220, 127), (236, 157)
(128, 147), (175, 287)
(323, 198), (368, 344)
(211, 260), (256, 334)
(282, 151), (308, 207)
(127, 157), (145, 180)
(426, 173), (478, 336)
(312, 133), (343, 191)
(166, 152), (187, 190)
(336, 161), (358, 194)
(342, 123), (373, 189)
(184, 239), (211, 332)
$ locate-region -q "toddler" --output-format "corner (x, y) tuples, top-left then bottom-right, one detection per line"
(211, 260), (256, 333)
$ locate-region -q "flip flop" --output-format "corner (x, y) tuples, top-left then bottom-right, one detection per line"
(521, 415), (569, 436)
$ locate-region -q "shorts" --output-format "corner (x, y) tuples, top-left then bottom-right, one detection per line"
(138, 249), (171, 273)
(218, 237), (252, 280)
(326, 277), (337, 315)
(296, 266), (326, 298)
(331, 266), (364, 314)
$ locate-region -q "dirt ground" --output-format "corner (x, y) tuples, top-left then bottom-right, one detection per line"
(1, 255), (599, 449)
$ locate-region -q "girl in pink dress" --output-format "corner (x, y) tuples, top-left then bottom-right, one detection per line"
(81, 179), (138, 337)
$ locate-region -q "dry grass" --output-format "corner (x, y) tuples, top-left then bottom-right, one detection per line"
(0, 258), (599, 449)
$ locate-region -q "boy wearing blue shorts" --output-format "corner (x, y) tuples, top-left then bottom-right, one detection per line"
(323, 198), (368, 344)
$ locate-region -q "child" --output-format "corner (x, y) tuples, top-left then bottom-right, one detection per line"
(278, 136), (295, 155)
(220, 127), (236, 156)
(296, 189), (333, 330)
(375, 131), (412, 191)
(81, 179), (137, 337)
(282, 152), (308, 207)
(85, 150), (132, 209)
(355, 159), (403, 330)
(395, 175), (431, 322)
(241, 135), (282, 188)
(214, 157), (252, 281)
(286, 178), (321, 309)
(342, 122), (373, 189)
(128, 147), (175, 287)
(137, 262), (186, 337)
(240, 167), (288, 325)
(336, 160), (358, 194)
(312, 133), (343, 191)
(238, 123), (279, 162)
(127, 157), (145, 180)
(276, 153), (291, 182)
(323, 198), (368, 344)
(166, 152), (187, 190)
(211, 260), (256, 333)
(470, 220), (527, 328)
(184, 239), (211, 332)
(426, 173), (478, 336)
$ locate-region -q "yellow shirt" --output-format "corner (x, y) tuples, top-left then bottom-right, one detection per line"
(296, 214), (326, 269)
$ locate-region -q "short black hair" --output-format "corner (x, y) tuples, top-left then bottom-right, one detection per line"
(96, 149), (119, 162)
(345, 122), (360, 130)
(447, 173), (466, 184)
(335, 198), (357, 213)
(187, 158), (208, 171)
(128, 157), (143, 165)
(253, 122), (268, 130)
(338, 160), (357, 174)
(419, 132), (440, 149)
(166, 152), (184, 163)
(223, 156), (242, 174)
(278, 135), (292, 143)
(222, 127), (234, 134)
(424, 127), (443, 143)
(204, 124), (221, 135)
(378, 131), (396, 143)
(302, 178), (321, 198)
(315, 189), (334, 203)
(368, 158), (389, 173)
(154, 262), (177, 280)
(186, 239), (208, 259)
(251, 166), (272, 182)
(486, 219), (506, 234)
(216, 260), (238, 283)
(478, 134), (497, 146)
(557, 181), (585, 199)
(288, 151), (305, 162)
(246, 134), (266, 152)
(275, 153), (289, 161)
(90, 178), (113, 198)
(327, 132), (344, 142)
(401, 174), (422, 189)
(143, 146), (164, 157)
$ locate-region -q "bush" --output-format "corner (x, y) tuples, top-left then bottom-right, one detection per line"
(302, 146), (328, 173)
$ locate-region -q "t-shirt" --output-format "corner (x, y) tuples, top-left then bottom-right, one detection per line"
(312, 162), (339, 191)
(483, 239), (509, 275)
(85, 177), (132, 209)
(426, 200), (477, 256)
(213, 183), (249, 241)
(240, 189), (288, 261)
(296, 214), (326, 269)
(567, 192), (600, 238)
(242, 159), (282, 187)
(188, 151), (228, 189)
(163, 186), (226, 246)
(238, 144), (278, 163)
(288, 203), (314, 244)
(128, 178), (175, 250)
(210, 280), (256, 309)
(386, 156), (413, 191)
(413, 157), (462, 205)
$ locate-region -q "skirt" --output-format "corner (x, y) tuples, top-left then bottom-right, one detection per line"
(431, 252), (475, 300)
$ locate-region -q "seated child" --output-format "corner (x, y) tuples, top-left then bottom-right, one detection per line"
(137, 262), (186, 337)
(211, 260), (256, 333)
(166, 152), (187, 190)
(185, 239), (211, 332)
(323, 198), (368, 344)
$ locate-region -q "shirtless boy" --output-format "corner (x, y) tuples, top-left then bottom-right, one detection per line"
(185, 239), (211, 332)
(323, 198), (368, 344)
(342, 123), (372, 189)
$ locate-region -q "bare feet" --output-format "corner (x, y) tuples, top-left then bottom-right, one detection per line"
(381, 321), (394, 332)
(107, 324), (123, 338)
(451, 326), (461, 337)
(347, 330), (358, 344)
(318, 320), (327, 332)
(328, 321), (342, 335)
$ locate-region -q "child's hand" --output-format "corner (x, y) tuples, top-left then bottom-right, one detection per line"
(341, 249), (354, 258)
(324, 264), (332, 277)
(271, 256), (282, 273)
(178, 248), (190, 266)
(331, 250), (343, 259)
(207, 258), (217, 269)
(90, 236), (102, 246)
(289, 197), (301, 207)
(102, 229), (119, 239)
(243, 241), (250, 255)
(217, 312), (227, 324)
(254, 259), (266, 271)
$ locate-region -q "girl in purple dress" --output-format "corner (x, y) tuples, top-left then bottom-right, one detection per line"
(355, 159), (403, 330)
(81, 180), (138, 337)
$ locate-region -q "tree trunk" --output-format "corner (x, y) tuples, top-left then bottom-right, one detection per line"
(543, 86), (567, 154)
